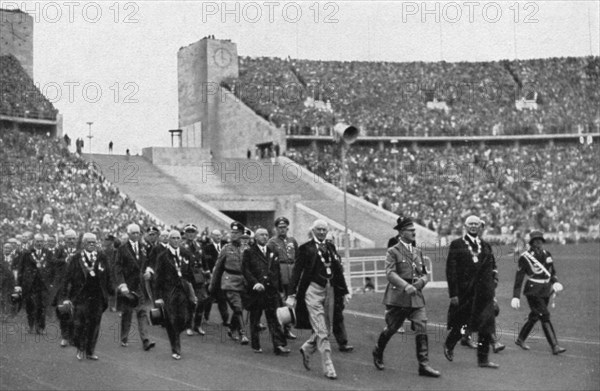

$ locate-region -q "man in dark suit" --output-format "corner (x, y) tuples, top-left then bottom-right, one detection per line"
(145, 230), (169, 299)
(267, 217), (299, 340)
(15, 234), (56, 334)
(372, 217), (440, 377)
(114, 223), (156, 351)
(242, 227), (290, 355)
(61, 233), (113, 360)
(52, 229), (79, 347)
(202, 229), (230, 326)
(444, 215), (499, 368)
(288, 220), (350, 380)
(155, 230), (198, 360)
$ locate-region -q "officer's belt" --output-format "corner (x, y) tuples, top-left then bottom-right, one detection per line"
(224, 268), (243, 275)
(529, 277), (550, 284)
(409, 278), (421, 284)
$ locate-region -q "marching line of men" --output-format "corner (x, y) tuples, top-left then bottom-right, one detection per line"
(1, 214), (566, 379)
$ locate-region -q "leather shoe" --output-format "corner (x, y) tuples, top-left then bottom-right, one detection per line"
(143, 340), (156, 351)
(120, 341), (128, 347)
(284, 331), (297, 340)
(253, 348), (263, 353)
(372, 347), (384, 370)
(325, 370), (337, 380)
(443, 345), (454, 362)
(492, 342), (506, 353)
(339, 344), (354, 352)
(60, 339), (68, 347)
(172, 353), (181, 360)
(419, 364), (441, 377)
(515, 339), (530, 350)
(552, 346), (566, 355)
(397, 326), (405, 334)
(478, 361), (499, 369)
(274, 346), (291, 355)
(240, 335), (249, 345)
(258, 323), (267, 331)
(195, 327), (206, 336)
(86, 354), (99, 360)
(186, 328), (194, 336)
(227, 330), (239, 342)
(76, 350), (85, 360)
(461, 337), (478, 349)
(299, 347), (311, 370)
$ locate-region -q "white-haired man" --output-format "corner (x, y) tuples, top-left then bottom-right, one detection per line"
(114, 223), (155, 351)
(61, 233), (113, 360)
(53, 229), (79, 347)
(288, 219), (351, 380)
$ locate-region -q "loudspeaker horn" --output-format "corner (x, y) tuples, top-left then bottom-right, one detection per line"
(333, 123), (359, 144)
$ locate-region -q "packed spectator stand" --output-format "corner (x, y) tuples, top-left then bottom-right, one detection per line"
(286, 141), (600, 237)
(0, 55), (58, 121)
(225, 55), (599, 137)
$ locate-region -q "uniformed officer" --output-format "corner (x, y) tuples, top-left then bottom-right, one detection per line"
(144, 226), (160, 254)
(181, 224), (209, 336)
(209, 221), (249, 345)
(511, 231), (566, 355)
(372, 217), (440, 377)
(267, 216), (298, 340)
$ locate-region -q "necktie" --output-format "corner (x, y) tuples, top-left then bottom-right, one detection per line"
(133, 243), (138, 256)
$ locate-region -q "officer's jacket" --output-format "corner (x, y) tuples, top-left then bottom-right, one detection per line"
(382, 242), (428, 308)
(210, 243), (246, 292)
(513, 248), (558, 298)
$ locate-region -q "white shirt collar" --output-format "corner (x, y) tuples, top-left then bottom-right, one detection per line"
(466, 233), (480, 243)
(399, 240), (412, 251)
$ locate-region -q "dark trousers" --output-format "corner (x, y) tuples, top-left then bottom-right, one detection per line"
(73, 298), (104, 355)
(165, 290), (189, 355)
(445, 301), (472, 349)
(333, 294), (348, 346)
(249, 291), (286, 351)
(225, 291), (245, 335)
(57, 308), (74, 342)
(377, 306), (427, 353)
(186, 284), (209, 330)
(204, 289), (230, 324)
(121, 301), (150, 344)
(24, 290), (47, 332)
(526, 296), (551, 322)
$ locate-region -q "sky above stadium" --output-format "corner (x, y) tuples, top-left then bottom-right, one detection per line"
(8, 0), (599, 153)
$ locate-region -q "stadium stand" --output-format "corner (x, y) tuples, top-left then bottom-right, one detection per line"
(0, 55), (58, 121)
(286, 142), (600, 236)
(0, 127), (158, 238)
(227, 56), (599, 137)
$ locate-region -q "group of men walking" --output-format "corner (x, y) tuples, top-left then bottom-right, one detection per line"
(2, 213), (566, 380)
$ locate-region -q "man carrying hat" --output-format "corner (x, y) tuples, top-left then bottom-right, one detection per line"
(61, 233), (113, 360)
(202, 229), (230, 327)
(181, 224), (209, 336)
(114, 223), (156, 351)
(242, 227), (290, 355)
(267, 216), (299, 340)
(444, 215), (499, 369)
(372, 217), (440, 377)
(511, 231), (566, 355)
(209, 221), (250, 345)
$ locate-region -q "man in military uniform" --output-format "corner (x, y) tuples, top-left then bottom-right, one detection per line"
(209, 222), (249, 345)
(180, 224), (208, 336)
(372, 217), (440, 377)
(267, 217), (298, 340)
(444, 215), (499, 368)
(15, 234), (57, 334)
(144, 227), (160, 254)
(511, 231), (566, 355)
(202, 229), (230, 326)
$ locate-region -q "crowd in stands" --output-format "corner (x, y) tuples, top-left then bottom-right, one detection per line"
(287, 141), (599, 236)
(0, 55), (58, 121)
(229, 55), (599, 137)
(0, 128), (156, 240)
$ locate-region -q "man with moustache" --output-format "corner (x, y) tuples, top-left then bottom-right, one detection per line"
(61, 233), (113, 360)
(444, 215), (499, 368)
(209, 222), (249, 345)
(155, 231), (198, 360)
(242, 227), (291, 355)
(202, 229), (230, 327)
(288, 219), (351, 380)
(15, 234), (56, 334)
(181, 224), (205, 336)
(372, 217), (440, 377)
(267, 217), (299, 340)
(114, 223), (156, 351)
